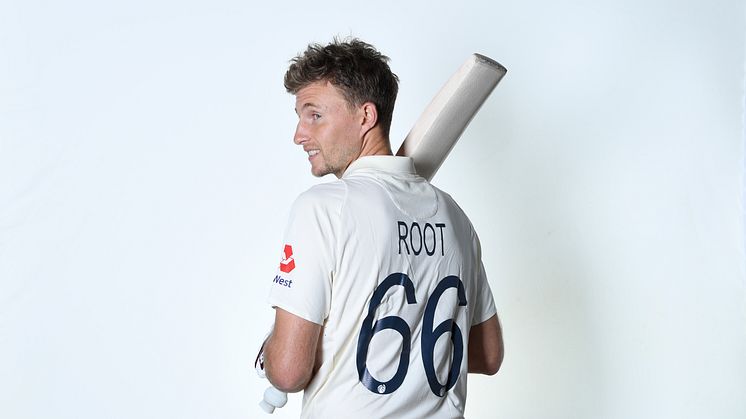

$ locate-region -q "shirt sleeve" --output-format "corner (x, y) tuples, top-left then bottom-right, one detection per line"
(267, 184), (344, 325)
(471, 233), (497, 326)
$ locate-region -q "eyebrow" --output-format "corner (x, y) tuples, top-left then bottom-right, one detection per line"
(294, 102), (321, 115)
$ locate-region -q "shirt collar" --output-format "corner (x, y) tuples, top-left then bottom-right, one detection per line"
(342, 155), (416, 178)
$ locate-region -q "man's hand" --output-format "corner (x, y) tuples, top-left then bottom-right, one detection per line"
(264, 308), (323, 393)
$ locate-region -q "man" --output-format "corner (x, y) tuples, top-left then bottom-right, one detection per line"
(263, 38), (503, 418)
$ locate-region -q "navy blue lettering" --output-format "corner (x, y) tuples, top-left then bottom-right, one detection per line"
(398, 222), (409, 255)
(272, 275), (293, 288)
(435, 223), (446, 256)
(397, 221), (447, 257)
(410, 223), (422, 255)
(423, 223), (436, 256)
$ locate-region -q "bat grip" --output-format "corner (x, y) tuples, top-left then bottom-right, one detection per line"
(256, 325), (288, 414)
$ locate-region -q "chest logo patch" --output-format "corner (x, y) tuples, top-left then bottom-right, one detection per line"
(279, 244), (296, 273)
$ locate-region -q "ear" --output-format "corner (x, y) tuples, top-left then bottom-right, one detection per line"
(359, 102), (378, 135)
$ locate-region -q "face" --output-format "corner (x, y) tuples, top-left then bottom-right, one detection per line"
(293, 81), (364, 178)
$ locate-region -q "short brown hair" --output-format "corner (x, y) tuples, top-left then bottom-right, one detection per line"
(284, 38), (399, 137)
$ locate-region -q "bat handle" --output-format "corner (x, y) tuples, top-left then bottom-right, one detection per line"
(259, 386), (288, 414)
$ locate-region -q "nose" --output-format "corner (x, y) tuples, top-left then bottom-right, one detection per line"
(293, 122), (306, 145)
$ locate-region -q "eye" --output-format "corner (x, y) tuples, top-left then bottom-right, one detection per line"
(311, 113), (321, 120)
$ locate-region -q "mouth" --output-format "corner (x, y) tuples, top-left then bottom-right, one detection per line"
(307, 150), (320, 159)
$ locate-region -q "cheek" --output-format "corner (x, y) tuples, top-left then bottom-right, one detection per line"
(325, 125), (349, 149)
(337, 120), (361, 143)
(318, 116), (360, 154)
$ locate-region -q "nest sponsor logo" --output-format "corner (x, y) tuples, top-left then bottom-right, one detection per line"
(279, 244), (296, 273)
(273, 275), (293, 288)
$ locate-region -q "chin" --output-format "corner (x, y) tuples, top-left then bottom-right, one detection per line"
(310, 167), (330, 178)
(310, 162), (336, 178)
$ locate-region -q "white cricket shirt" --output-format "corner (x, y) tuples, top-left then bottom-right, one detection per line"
(268, 156), (496, 419)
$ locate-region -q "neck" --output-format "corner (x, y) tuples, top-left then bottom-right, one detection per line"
(358, 129), (393, 158)
(335, 129), (394, 179)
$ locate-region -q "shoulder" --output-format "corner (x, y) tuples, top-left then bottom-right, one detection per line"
(432, 185), (479, 236)
(290, 181), (347, 215)
(431, 185), (465, 216)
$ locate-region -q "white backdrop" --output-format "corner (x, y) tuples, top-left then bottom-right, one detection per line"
(2, 1), (745, 418)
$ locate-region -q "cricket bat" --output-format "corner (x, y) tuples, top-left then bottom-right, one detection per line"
(396, 53), (507, 181)
(258, 53), (506, 414)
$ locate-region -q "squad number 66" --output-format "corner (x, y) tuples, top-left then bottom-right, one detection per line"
(356, 272), (468, 397)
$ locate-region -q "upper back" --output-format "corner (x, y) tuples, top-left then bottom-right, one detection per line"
(297, 157), (494, 418)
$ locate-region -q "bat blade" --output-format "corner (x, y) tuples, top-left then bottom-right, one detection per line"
(396, 54), (506, 181)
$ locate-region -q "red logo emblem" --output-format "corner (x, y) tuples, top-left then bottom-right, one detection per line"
(279, 244), (296, 273)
